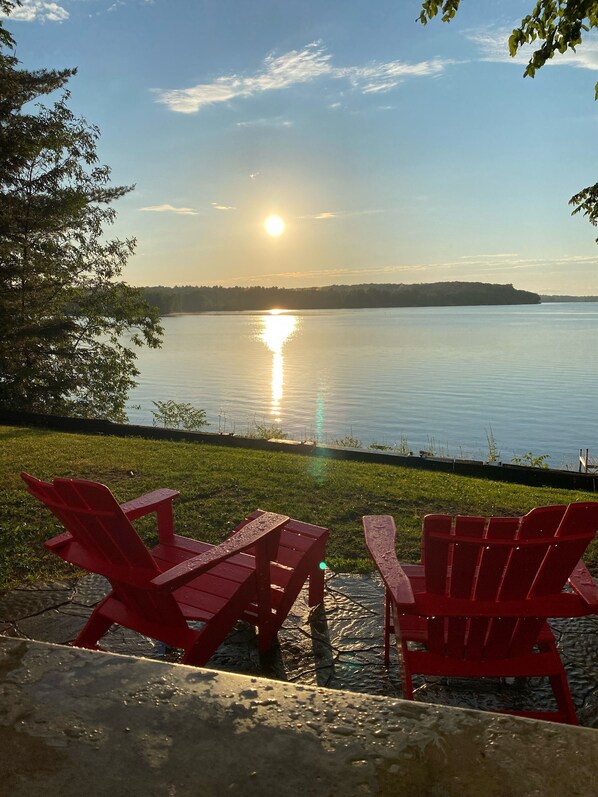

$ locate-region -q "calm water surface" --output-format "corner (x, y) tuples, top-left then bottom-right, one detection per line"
(126, 303), (598, 468)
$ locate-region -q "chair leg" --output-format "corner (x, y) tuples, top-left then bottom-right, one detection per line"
(549, 670), (579, 725)
(258, 627), (277, 654)
(73, 602), (114, 649)
(384, 590), (391, 665)
(183, 579), (258, 666)
(182, 621), (232, 667)
(308, 560), (325, 607)
(539, 639), (579, 725)
(400, 642), (414, 700)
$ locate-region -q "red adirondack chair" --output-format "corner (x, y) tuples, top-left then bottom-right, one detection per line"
(363, 504), (598, 724)
(23, 473), (328, 666)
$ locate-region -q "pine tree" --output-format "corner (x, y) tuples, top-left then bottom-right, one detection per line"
(0, 1), (162, 421)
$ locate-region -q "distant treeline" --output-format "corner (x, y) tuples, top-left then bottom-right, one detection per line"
(141, 282), (540, 315)
(541, 295), (598, 302)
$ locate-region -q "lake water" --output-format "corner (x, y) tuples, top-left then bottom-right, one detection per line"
(126, 303), (598, 469)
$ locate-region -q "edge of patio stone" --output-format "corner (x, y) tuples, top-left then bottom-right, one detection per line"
(1, 637), (596, 797)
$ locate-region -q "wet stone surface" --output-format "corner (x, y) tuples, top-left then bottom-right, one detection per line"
(1, 571), (597, 727)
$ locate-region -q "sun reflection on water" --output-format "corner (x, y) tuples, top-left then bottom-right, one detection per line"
(259, 310), (297, 419)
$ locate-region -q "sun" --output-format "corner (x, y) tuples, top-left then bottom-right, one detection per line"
(264, 215), (285, 237)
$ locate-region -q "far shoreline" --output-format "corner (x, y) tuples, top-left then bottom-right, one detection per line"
(141, 280), (541, 316)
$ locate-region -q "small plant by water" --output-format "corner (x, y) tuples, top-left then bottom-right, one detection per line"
(151, 400), (209, 431)
(419, 436), (451, 458)
(245, 419), (288, 440)
(370, 435), (412, 455)
(485, 427), (501, 464)
(511, 452), (550, 469)
(142, 403), (571, 470)
(218, 408), (235, 435)
(332, 434), (363, 448)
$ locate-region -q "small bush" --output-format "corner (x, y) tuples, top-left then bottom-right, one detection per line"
(246, 420), (288, 440)
(511, 452), (550, 469)
(151, 400), (209, 431)
(332, 434), (363, 449)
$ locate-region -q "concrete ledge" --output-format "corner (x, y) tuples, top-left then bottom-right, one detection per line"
(1, 409), (596, 491)
(1, 637), (597, 796)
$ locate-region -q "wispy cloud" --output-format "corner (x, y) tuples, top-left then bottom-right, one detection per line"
(249, 172), (260, 180)
(459, 253), (519, 260)
(466, 27), (598, 72)
(155, 41), (454, 114)
(236, 116), (293, 128)
(298, 208), (387, 220)
(140, 204), (199, 216)
(216, 264), (436, 285)
(215, 252), (598, 285)
(465, 253), (598, 273)
(211, 202), (236, 211)
(1, 0), (69, 22)
(339, 57), (450, 93)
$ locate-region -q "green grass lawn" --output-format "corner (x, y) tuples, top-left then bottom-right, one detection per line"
(1, 423), (597, 592)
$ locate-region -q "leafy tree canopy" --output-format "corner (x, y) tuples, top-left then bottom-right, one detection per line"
(419, 1), (598, 241)
(420, 0), (598, 97)
(0, 1), (163, 421)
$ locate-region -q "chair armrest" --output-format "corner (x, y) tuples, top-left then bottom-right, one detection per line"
(363, 515), (415, 608)
(151, 512), (289, 592)
(120, 488), (180, 520)
(568, 560), (598, 610)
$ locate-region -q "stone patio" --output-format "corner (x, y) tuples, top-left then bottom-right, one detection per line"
(1, 572), (597, 727)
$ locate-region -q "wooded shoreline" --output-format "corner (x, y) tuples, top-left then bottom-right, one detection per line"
(142, 281), (540, 315)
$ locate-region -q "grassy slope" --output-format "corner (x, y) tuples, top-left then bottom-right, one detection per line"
(1, 424), (596, 591)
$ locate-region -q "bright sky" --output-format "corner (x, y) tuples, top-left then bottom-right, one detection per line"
(5, 0), (598, 293)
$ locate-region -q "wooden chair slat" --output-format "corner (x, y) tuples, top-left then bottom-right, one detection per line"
(426, 618), (445, 656)
(508, 617), (547, 658)
(423, 515), (452, 595)
(446, 617), (466, 659)
(451, 517), (485, 598)
(465, 618), (489, 660)
(55, 478), (160, 574)
(483, 617), (518, 659)
(474, 517), (519, 601)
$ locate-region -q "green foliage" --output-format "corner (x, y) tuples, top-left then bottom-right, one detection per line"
(245, 420), (288, 440)
(511, 452), (550, 468)
(370, 435), (412, 455)
(486, 427), (501, 464)
(333, 434), (363, 448)
(0, 4), (162, 421)
(418, 1), (461, 25)
(142, 282), (540, 315)
(570, 181), (598, 242)
(508, 1), (598, 95)
(420, 1), (598, 98)
(151, 400), (209, 431)
(419, 2), (598, 244)
(2, 424), (596, 591)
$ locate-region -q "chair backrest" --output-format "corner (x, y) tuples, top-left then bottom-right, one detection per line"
(421, 503), (598, 660)
(23, 473), (160, 578)
(22, 473), (186, 629)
